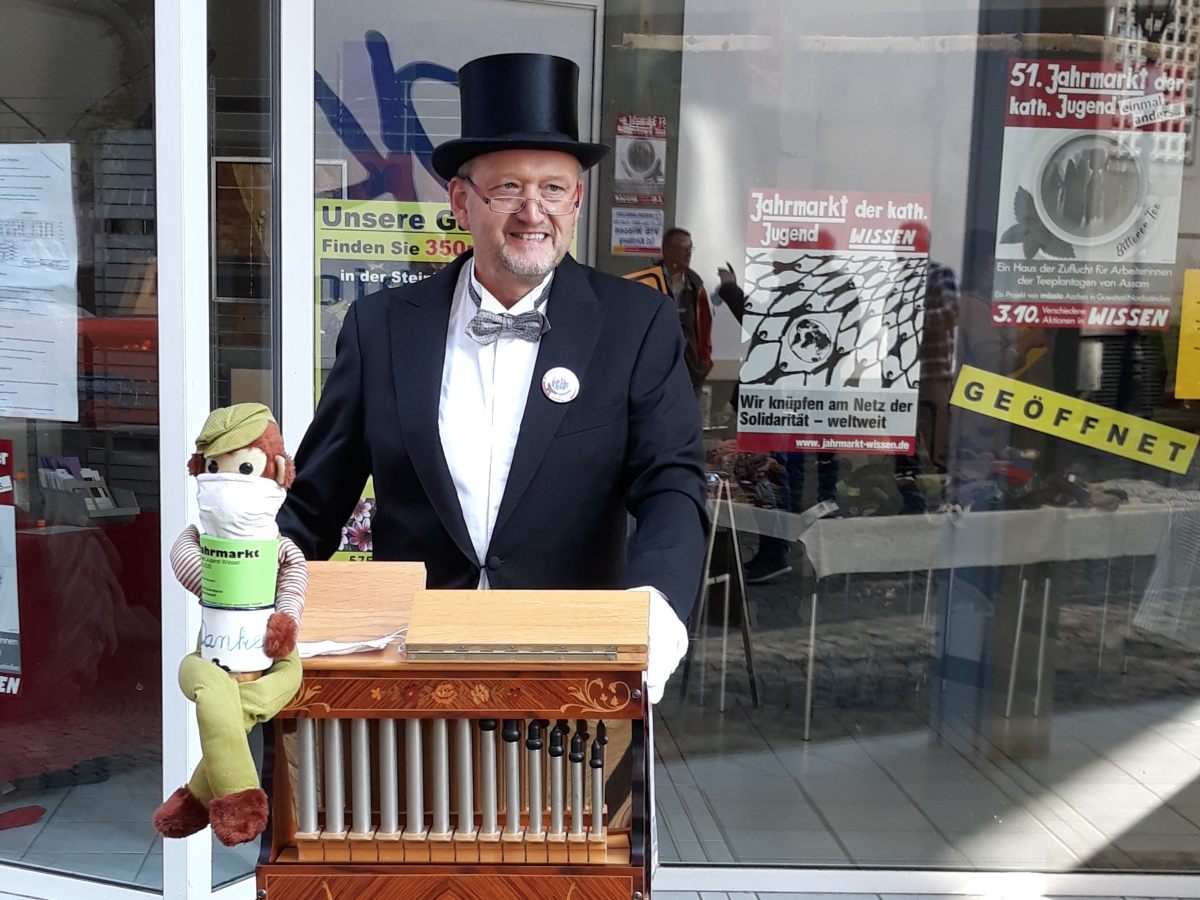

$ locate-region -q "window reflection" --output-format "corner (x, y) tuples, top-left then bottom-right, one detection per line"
(0, 0), (162, 888)
(667, 0), (1200, 874)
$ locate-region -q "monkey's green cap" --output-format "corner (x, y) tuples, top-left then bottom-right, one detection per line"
(195, 403), (276, 459)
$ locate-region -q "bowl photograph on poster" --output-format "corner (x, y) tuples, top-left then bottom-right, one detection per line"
(994, 125), (1177, 264)
(1035, 132), (1146, 247)
(616, 135), (665, 183)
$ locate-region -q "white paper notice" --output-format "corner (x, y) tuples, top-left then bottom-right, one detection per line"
(0, 143), (79, 421)
(0, 505), (18, 674)
(611, 207), (664, 256)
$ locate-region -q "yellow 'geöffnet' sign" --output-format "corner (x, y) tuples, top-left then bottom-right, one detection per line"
(950, 365), (1197, 474)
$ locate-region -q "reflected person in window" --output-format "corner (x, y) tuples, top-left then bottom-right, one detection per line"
(656, 227), (714, 401)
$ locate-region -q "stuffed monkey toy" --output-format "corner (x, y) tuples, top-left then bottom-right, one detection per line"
(152, 403), (307, 846)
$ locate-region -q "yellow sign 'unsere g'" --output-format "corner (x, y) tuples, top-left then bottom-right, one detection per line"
(951, 365), (1197, 474)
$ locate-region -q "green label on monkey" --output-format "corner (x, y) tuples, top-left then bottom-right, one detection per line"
(199, 534), (279, 609)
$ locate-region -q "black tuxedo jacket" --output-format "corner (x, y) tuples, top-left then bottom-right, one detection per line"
(278, 252), (707, 618)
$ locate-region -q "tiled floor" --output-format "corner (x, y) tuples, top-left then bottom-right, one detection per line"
(652, 549), (1200, 875)
(0, 752), (159, 886)
(655, 675), (1200, 871)
(2, 698), (1199, 893)
(0, 748), (256, 890)
(5, 688), (1200, 887)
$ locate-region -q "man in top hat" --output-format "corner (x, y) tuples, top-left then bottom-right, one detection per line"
(279, 53), (706, 702)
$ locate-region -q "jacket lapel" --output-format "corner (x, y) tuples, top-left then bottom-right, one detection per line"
(493, 255), (605, 537)
(390, 253), (477, 564)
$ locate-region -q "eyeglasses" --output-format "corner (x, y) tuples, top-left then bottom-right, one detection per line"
(461, 176), (579, 216)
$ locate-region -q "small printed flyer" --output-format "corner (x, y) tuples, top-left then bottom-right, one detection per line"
(737, 189), (932, 455)
(611, 207), (664, 256)
(0, 143), (79, 421)
(992, 59), (1187, 330)
(613, 114), (666, 206)
(611, 113), (667, 255)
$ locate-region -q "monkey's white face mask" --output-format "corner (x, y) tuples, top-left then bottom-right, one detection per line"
(196, 473), (286, 540)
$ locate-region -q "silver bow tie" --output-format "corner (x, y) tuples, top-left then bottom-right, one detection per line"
(466, 308), (550, 345)
(465, 273), (553, 346)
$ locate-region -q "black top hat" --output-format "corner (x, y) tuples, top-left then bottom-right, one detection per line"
(431, 53), (610, 180)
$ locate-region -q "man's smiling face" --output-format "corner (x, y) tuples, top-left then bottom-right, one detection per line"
(450, 149), (582, 305)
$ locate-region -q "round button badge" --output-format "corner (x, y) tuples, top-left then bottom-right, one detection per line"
(541, 367), (579, 404)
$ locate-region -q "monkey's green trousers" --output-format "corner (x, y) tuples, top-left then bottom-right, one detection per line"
(177, 650), (301, 805)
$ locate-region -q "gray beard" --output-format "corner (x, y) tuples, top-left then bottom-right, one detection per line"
(498, 242), (565, 279)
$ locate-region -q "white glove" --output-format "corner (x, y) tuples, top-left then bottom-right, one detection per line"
(633, 586), (689, 704)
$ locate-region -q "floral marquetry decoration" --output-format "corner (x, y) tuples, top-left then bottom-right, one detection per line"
(422, 682), (458, 705)
(470, 683), (492, 705)
(275, 674), (642, 718)
(285, 682), (330, 715)
(562, 678), (634, 715)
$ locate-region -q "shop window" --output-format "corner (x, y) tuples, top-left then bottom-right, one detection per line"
(0, 0), (162, 888)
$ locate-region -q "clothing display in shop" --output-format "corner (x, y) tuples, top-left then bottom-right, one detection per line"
(945, 448), (1132, 513)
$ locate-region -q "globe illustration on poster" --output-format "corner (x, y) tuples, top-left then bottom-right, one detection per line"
(787, 317), (833, 366)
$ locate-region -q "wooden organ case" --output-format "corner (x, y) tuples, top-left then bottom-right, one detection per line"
(256, 562), (653, 900)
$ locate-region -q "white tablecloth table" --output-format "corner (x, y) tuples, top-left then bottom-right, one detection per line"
(710, 501), (1172, 573)
(799, 504), (1172, 578)
(712, 500), (1175, 738)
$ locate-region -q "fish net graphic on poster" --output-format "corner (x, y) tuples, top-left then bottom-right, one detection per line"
(737, 249), (927, 455)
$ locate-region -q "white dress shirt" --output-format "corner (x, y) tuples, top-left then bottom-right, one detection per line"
(439, 260), (549, 586)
